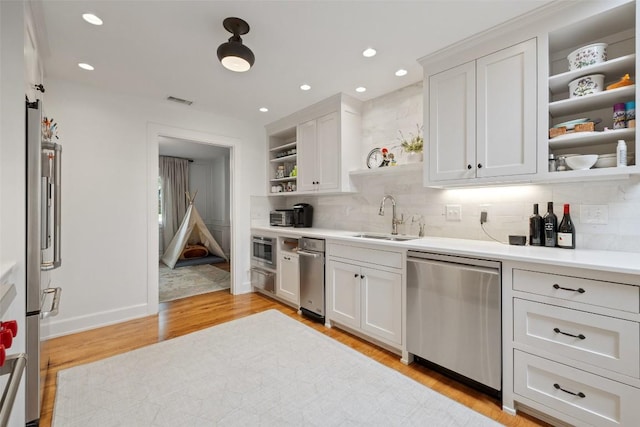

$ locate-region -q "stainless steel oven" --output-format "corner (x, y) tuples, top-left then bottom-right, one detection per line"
(252, 235), (275, 266)
(251, 235), (277, 293)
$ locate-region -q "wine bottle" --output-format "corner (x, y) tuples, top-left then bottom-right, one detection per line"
(543, 202), (557, 247)
(529, 203), (543, 246)
(557, 204), (576, 249)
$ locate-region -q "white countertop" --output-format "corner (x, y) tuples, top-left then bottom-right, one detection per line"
(251, 226), (640, 276)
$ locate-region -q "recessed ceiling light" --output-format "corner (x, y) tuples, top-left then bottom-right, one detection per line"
(300, 84), (311, 91)
(355, 87), (367, 93)
(259, 107), (269, 112)
(78, 63), (94, 71)
(82, 13), (103, 26)
(362, 48), (377, 58)
(395, 68), (408, 77)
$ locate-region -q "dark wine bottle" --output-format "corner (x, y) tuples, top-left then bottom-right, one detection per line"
(543, 202), (557, 247)
(529, 204), (543, 246)
(557, 203), (576, 249)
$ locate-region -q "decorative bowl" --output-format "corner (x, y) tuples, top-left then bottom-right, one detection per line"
(565, 154), (598, 170)
(594, 154), (616, 168)
(569, 74), (605, 98)
(567, 43), (608, 71)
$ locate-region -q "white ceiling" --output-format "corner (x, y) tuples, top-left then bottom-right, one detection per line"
(35, 0), (554, 127)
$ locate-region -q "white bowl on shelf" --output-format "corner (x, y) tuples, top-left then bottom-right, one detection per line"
(569, 74), (605, 98)
(567, 43), (608, 71)
(565, 154), (598, 170)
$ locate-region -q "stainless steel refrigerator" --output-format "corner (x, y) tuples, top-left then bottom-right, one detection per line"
(26, 99), (62, 426)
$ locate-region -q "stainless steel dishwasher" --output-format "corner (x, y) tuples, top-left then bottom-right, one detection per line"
(298, 237), (325, 322)
(407, 251), (501, 395)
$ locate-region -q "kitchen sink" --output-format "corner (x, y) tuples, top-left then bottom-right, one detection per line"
(352, 233), (418, 241)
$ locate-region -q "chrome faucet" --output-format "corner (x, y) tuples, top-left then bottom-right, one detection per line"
(379, 195), (399, 235)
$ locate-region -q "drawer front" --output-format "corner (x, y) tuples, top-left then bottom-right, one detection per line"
(514, 299), (640, 378)
(514, 351), (640, 427)
(328, 243), (402, 269)
(513, 269), (639, 313)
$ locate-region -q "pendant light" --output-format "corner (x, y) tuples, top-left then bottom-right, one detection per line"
(217, 17), (255, 72)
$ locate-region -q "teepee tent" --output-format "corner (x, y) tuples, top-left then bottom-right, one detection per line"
(161, 192), (227, 269)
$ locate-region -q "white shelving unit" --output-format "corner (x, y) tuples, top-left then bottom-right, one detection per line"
(546, 0), (637, 177)
(268, 128), (298, 195)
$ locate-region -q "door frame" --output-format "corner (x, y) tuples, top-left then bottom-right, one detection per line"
(146, 123), (239, 315)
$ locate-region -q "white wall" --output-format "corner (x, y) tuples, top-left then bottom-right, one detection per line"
(45, 78), (264, 338)
(277, 82), (640, 253)
(190, 155), (231, 256)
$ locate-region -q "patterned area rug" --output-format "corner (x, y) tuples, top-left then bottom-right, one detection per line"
(159, 263), (230, 302)
(53, 310), (501, 426)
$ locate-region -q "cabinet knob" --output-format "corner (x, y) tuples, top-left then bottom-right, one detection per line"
(354, 273), (359, 278)
(467, 164), (472, 170)
(360, 275), (365, 279)
(477, 163), (483, 169)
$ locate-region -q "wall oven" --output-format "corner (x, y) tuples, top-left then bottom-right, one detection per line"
(251, 235), (276, 293)
(252, 235), (275, 266)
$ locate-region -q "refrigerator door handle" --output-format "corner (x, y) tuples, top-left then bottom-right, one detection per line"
(41, 141), (62, 270)
(40, 287), (62, 319)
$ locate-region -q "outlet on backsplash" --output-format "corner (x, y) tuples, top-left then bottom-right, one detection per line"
(445, 204), (462, 221)
(479, 204), (491, 222)
(580, 204), (609, 225)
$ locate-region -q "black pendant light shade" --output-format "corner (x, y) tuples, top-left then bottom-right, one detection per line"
(217, 17), (255, 72)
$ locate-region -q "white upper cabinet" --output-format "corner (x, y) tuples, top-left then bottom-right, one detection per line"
(265, 93), (362, 195)
(297, 111), (340, 192)
(426, 38), (537, 185)
(428, 61), (476, 181)
(477, 39), (537, 178)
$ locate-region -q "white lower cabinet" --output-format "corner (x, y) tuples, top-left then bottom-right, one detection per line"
(277, 252), (299, 305)
(327, 252), (402, 347)
(514, 351), (640, 427)
(505, 262), (640, 426)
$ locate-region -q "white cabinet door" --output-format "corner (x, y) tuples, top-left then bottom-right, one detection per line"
(361, 267), (402, 345)
(316, 112), (339, 191)
(428, 61), (476, 182)
(476, 38), (537, 177)
(296, 119), (317, 192)
(277, 252), (299, 305)
(327, 260), (361, 329)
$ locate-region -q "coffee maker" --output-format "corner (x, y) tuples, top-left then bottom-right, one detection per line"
(292, 203), (313, 228)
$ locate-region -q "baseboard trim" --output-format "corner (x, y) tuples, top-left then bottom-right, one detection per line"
(44, 303), (150, 339)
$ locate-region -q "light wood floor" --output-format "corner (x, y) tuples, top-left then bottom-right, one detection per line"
(41, 291), (548, 427)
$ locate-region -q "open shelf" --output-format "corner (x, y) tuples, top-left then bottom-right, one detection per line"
(548, 85), (635, 117)
(549, 54), (636, 94)
(349, 162), (423, 177)
(549, 128), (635, 149)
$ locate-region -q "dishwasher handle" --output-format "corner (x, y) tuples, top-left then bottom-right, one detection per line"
(408, 257), (499, 276)
(297, 250), (321, 258)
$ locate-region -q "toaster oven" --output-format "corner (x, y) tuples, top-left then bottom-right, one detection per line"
(270, 209), (294, 226)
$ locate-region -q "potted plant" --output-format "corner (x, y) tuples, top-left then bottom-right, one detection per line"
(398, 124), (423, 163)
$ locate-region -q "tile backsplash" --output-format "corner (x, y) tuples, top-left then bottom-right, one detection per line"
(255, 81), (640, 253)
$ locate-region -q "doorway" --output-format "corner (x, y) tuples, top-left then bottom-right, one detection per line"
(157, 137), (231, 302)
(146, 123), (241, 315)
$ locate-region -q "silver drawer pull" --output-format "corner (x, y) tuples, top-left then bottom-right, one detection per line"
(553, 383), (586, 398)
(553, 327), (586, 340)
(553, 284), (585, 293)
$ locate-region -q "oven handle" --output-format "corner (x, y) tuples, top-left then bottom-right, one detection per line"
(41, 287), (62, 319)
(0, 353), (27, 427)
(250, 268), (274, 277)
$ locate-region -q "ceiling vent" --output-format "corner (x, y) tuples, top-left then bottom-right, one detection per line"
(166, 96), (193, 106)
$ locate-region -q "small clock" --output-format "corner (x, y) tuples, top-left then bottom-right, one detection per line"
(366, 148), (384, 168)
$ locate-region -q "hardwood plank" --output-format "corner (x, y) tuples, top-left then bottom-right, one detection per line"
(40, 291), (548, 427)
